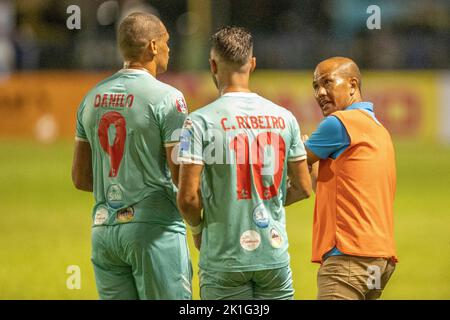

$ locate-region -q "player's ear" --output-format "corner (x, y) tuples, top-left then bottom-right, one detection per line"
(349, 78), (358, 96)
(149, 39), (158, 56)
(250, 57), (256, 73)
(209, 58), (218, 75)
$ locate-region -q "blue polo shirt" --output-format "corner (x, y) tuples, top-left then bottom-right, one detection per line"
(304, 102), (379, 259)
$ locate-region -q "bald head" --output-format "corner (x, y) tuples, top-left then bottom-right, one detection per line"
(118, 12), (166, 62)
(312, 57), (363, 116)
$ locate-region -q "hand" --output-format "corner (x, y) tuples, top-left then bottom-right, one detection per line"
(193, 232), (202, 250)
(301, 134), (309, 142)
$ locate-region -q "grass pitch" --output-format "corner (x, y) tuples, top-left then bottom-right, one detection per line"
(0, 139), (449, 299)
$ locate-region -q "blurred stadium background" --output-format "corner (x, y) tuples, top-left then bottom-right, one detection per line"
(0, 0), (449, 299)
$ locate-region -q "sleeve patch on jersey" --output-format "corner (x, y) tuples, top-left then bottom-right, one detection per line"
(175, 97), (188, 114)
(182, 118), (193, 130)
(179, 127), (192, 153)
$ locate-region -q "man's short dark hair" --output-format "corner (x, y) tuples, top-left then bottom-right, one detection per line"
(118, 12), (164, 61)
(211, 26), (253, 65)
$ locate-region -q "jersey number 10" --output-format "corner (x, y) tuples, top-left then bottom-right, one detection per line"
(230, 132), (286, 201)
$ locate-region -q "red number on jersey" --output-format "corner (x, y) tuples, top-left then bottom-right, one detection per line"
(230, 132), (286, 200)
(230, 133), (252, 200)
(252, 132), (286, 200)
(98, 111), (126, 177)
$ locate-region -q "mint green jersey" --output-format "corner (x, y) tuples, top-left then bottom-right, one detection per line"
(76, 69), (188, 230)
(178, 92), (306, 272)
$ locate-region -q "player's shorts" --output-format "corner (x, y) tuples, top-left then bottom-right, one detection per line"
(91, 222), (192, 300)
(199, 265), (294, 300)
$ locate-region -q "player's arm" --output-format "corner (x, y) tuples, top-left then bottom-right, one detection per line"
(177, 163), (203, 226)
(165, 145), (180, 188)
(177, 163), (204, 249)
(285, 115), (312, 204)
(177, 113), (205, 249)
(160, 92), (189, 188)
(302, 135), (320, 192)
(303, 116), (350, 192)
(72, 139), (93, 192)
(285, 159), (312, 206)
(305, 145), (321, 165)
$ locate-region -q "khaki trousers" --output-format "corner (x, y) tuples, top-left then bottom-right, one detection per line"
(317, 255), (396, 300)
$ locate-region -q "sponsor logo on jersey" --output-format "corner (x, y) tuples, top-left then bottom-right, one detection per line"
(183, 118), (193, 130)
(116, 206), (135, 223)
(94, 206), (108, 225)
(240, 189), (250, 199)
(106, 184), (123, 209)
(270, 228), (283, 248)
(175, 97), (188, 114)
(252, 203), (270, 228)
(180, 121), (192, 153)
(240, 230), (261, 251)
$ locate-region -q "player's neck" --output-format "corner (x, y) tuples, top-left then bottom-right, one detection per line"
(218, 73), (252, 95)
(346, 93), (363, 107)
(123, 61), (157, 77)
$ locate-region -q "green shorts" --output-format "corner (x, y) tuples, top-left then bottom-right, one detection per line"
(91, 223), (192, 300)
(199, 265), (294, 300)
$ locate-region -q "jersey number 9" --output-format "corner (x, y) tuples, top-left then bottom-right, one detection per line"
(98, 111), (126, 177)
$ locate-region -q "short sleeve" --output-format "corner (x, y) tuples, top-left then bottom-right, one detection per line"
(159, 92), (189, 147)
(287, 115), (307, 161)
(304, 115), (350, 159)
(75, 99), (88, 141)
(177, 114), (205, 165)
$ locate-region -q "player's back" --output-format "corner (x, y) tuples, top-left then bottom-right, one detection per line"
(76, 69), (188, 230)
(179, 92), (306, 272)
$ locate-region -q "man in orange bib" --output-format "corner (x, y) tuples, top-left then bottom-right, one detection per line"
(304, 57), (397, 300)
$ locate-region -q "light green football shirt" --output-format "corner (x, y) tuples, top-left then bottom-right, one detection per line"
(76, 69), (188, 231)
(178, 92), (306, 272)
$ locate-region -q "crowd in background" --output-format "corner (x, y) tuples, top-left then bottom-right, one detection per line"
(0, 0), (449, 73)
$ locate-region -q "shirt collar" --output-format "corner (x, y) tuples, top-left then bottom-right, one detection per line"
(346, 101), (374, 112)
(222, 92), (258, 98)
(118, 68), (153, 77)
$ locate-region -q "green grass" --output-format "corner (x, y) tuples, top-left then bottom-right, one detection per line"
(0, 139), (449, 299)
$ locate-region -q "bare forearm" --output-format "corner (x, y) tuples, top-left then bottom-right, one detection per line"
(309, 162), (318, 193)
(76, 180), (93, 192)
(177, 163), (204, 227)
(72, 171), (93, 192)
(72, 140), (93, 192)
(285, 189), (297, 206)
(285, 159), (312, 206)
(285, 184), (310, 206)
(178, 195), (203, 226)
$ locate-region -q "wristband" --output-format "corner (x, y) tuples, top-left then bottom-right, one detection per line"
(190, 221), (203, 235)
